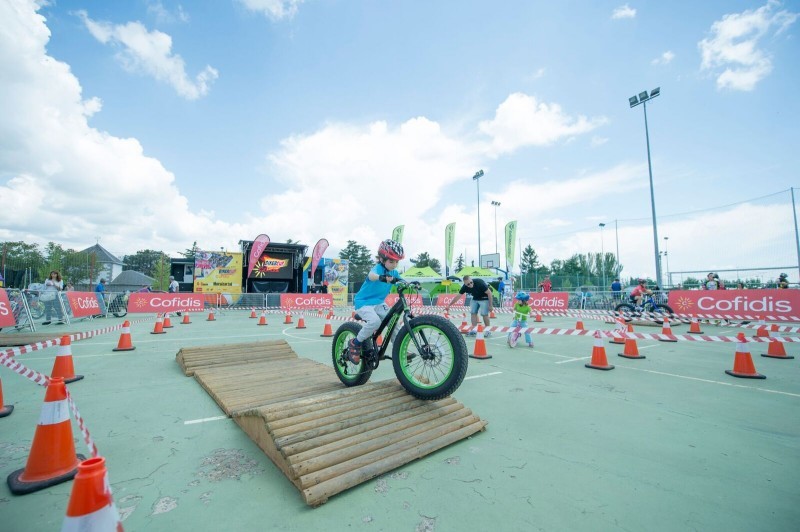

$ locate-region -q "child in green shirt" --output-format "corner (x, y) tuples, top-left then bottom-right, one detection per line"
(508, 291), (534, 348)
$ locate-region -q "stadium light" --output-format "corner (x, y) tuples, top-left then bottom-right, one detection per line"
(491, 201), (501, 253)
(599, 223), (606, 289)
(629, 87), (663, 287)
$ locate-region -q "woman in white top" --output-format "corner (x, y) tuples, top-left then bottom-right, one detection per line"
(42, 270), (64, 325)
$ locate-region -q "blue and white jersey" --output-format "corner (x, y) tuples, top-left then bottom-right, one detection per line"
(354, 263), (400, 309)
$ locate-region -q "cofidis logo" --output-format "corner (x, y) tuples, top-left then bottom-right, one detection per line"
(282, 294), (333, 309)
(668, 290), (795, 316)
(529, 292), (568, 310)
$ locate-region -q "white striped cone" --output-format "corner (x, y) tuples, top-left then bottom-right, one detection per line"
(51, 336), (84, 383)
(61, 456), (123, 532)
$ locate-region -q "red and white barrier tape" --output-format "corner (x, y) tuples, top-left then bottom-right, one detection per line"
(66, 389), (99, 457)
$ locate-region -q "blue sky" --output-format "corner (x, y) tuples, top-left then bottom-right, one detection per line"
(1, 0), (798, 282)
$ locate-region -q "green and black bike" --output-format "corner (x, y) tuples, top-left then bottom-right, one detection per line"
(332, 280), (469, 400)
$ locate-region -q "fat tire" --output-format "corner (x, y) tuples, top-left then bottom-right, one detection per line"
(392, 314), (468, 400)
(614, 303), (636, 320)
(650, 304), (674, 325)
(110, 295), (128, 318)
(331, 322), (371, 387)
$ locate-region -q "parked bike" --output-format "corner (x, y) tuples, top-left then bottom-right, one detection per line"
(332, 280), (469, 400)
(108, 292), (129, 318)
(614, 293), (674, 324)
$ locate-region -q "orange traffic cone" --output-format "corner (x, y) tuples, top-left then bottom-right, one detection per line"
(535, 312), (543, 323)
(249, 308), (257, 319)
(284, 312), (293, 324)
(490, 309), (497, 319)
(61, 456), (123, 531)
(610, 322), (626, 345)
(688, 317), (703, 334)
(585, 331), (614, 370)
(207, 309), (216, 321)
(0, 375), (13, 418)
(618, 335), (644, 359)
(257, 311), (268, 326)
(469, 324), (492, 360)
(761, 328), (794, 359)
(659, 317), (677, 342)
(460, 319), (468, 333)
(296, 316), (306, 329)
(151, 315), (166, 334)
(162, 313), (173, 328)
(181, 312), (191, 325)
(7, 377), (85, 495)
(320, 313), (333, 337)
(51, 336), (83, 384)
(112, 321), (135, 352)
(575, 319), (585, 331)
(726, 333), (765, 379)
(755, 321), (770, 338)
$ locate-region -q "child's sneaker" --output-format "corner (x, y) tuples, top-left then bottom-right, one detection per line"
(527, 343), (534, 348)
(347, 339), (362, 364)
(466, 330), (477, 337)
(484, 331), (492, 337)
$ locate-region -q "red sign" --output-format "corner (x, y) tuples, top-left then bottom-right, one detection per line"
(280, 293), (333, 310)
(127, 293), (205, 313)
(528, 291), (569, 311)
(667, 289), (800, 319)
(384, 293), (424, 307)
(435, 294), (467, 307)
(65, 292), (105, 318)
(0, 289), (14, 327)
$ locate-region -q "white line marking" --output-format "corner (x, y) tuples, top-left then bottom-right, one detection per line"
(617, 365), (800, 398)
(465, 371), (502, 380)
(637, 344), (660, 350)
(529, 349), (574, 359)
(555, 356), (591, 364)
(184, 415), (228, 425)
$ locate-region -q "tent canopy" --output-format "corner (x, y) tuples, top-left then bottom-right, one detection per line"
(401, 266), (443, 283)
(455, 266), (498, 281)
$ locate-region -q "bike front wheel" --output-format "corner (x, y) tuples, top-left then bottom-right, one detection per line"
(646, 303), (674, 325)
(392, 315), (468, 400)
(331, 322), (371, 387)
(109, 296), (127, 318)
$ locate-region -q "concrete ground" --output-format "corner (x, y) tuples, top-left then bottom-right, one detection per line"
(0, 311), (798, 531)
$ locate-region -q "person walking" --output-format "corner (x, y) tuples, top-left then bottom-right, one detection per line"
(538, 275), (552, 292)
(168, 275), (182, 316)
(445, 275), (494, 336)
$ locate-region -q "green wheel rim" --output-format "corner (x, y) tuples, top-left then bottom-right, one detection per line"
(397, 324), (455, 389)
(334, 331), (362, 382)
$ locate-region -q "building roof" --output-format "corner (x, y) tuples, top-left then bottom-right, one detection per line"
(109, 270), (155, 286)
(80, 243), (123, 264)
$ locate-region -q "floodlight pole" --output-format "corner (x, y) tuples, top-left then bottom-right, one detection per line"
(614, 219), (620, 277)
(491, 201), (501, 253)
(792, 187), (800, 281)
(630, 90), (662, 287)
(473, 170), (484, 265)
(599, 223), (606, 289)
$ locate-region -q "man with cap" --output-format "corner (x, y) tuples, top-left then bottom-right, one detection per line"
(168, 275), (181, 316)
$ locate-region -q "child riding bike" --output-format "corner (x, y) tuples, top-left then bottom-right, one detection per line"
(507, 291), (534, 348)
(347, 239), (405, 364)
(629, 279), (652, 308)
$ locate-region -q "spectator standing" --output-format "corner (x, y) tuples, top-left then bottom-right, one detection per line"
(169, 275), (182, 316)
(445, 275), (494, 336)
(610, 278), (622, 300)
(497, 277), (506, 307)
(777, 273), (789, 289)
(95, 278), (106, 294)
(703, 273), (720, 290)
(42, 270), (64, 325)
(538, 275), (552, 292)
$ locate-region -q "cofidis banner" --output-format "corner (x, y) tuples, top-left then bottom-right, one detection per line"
(384, 293), (424, 307)
(435, 294), (467, 307)
(526, 291), (569, 311)
(65, 292), (107, 318)
(127, 293), (205, 313)
(0, 289), (14, 327)
(667, 289), (800, 319)
(280, 293), (333, 310)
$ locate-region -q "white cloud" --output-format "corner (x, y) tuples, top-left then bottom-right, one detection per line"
(699, 0), (798, 91)
(146, 1), (189, 24)
(651, 51), (675, 65)
(611, 4), (636, 19)
(236, 0), (303, 21)
(77, 10), (218, 100)
(478, 93), (608, 157)
(590, 136), (609, 147)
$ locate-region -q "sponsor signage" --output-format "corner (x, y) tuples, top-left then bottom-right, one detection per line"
(65, 292), (107, 318)
(527, 291), (569, 311)
(667, 289), (800, 318)
(0, 289), (14, 327)
(250, 252), (294, 280)
(127, 293), (205, 313)
(384, 293), (424, 307)
(280, 294), (333, 309)
(435, 294), (467, 307)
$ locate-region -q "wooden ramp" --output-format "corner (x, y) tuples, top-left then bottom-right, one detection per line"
(0, 332), (77, 347)
(177, 341), (488, 506)
(176, 339), (297, 376)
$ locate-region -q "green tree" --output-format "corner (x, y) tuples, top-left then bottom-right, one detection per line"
(179, 241), (200, 259)
(455, 254), (465, 273)
(409, 251), (442, 274)
(151, 255), (171, 291)
(122, 250), (171, 278)
(338, 240), (373, 284)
